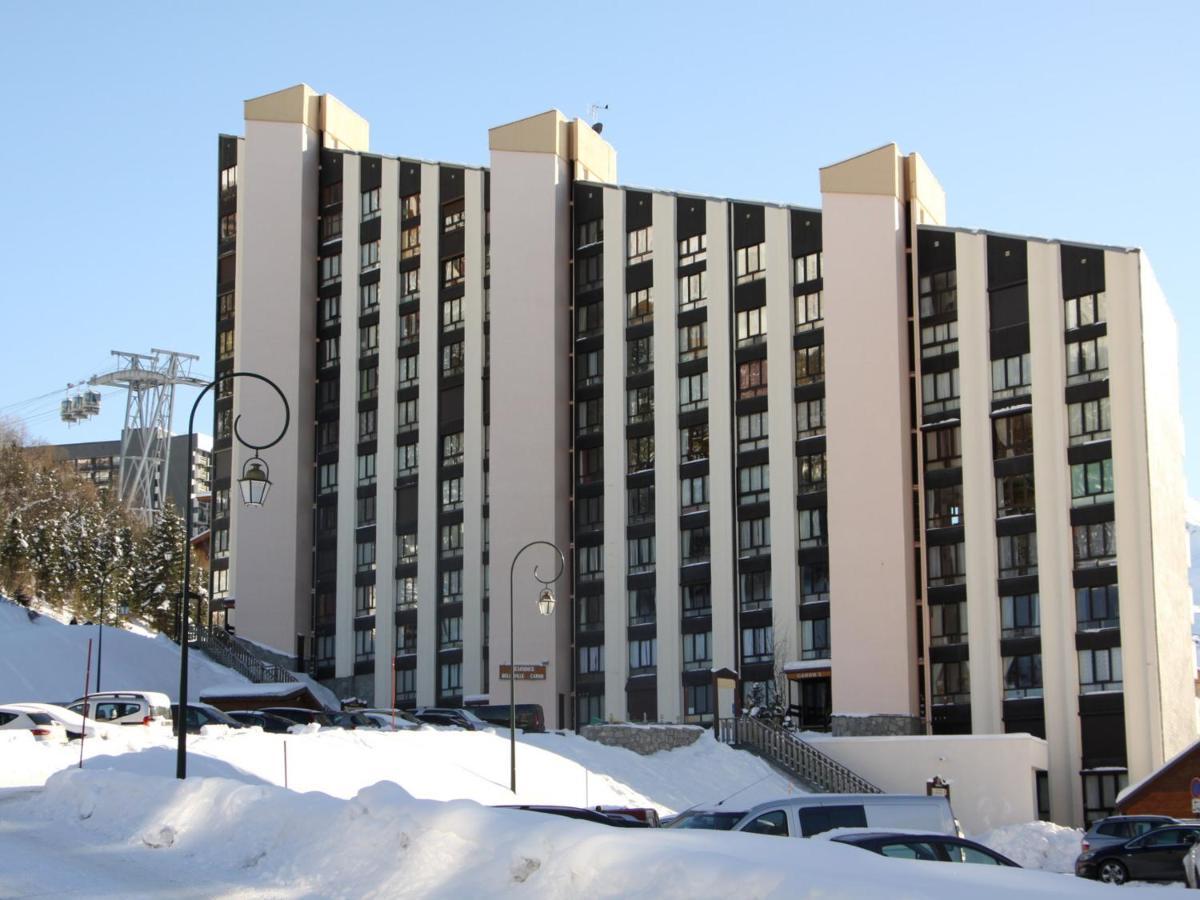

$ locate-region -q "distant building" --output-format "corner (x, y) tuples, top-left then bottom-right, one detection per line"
(212, 83), (1194, 827)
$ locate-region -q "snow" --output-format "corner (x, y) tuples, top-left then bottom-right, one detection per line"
(971, 820), (1084, 874)
(0, 597), (254, 703)
(783, 659), (832, 672)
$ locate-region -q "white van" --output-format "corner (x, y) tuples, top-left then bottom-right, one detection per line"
(669, 794), (957, 839)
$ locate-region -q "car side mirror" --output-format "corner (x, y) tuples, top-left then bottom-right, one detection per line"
(1185, 833), (1197, 846)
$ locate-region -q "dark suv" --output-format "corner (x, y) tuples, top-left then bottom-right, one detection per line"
(1080, 815), (1180, 854)
(465, 704), (545, 733)
(260, 707), (335, 727)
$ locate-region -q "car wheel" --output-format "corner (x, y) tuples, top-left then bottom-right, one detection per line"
(1097, 860), (1128, 885)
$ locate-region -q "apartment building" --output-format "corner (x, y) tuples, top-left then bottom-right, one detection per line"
(213, 84), (1193, 825)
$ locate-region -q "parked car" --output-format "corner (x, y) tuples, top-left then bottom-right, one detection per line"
(259, 707), (335, 727)
(831, 832), (1019, 866)
(1, 702), (106, 740)
(1080, 814), (1181, 853)
(666, 795), (958, 838)
(464, 703), (545, 733)
(330, 711), (383, 729)
(498, 805), (651, 828)
(0, 705), (67, 743)
(358, 709), (423, 730)
(226, 710), (300, 733)
(411, 707), (492, 731)
(1075, 823), (1200, 885)
(170, 703), (247, 734)
(593, 806), (661, 827)
(67, 691), (172, 727)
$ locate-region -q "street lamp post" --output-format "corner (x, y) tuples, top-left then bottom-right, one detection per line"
(508, 540), (564, 795)
(176, 371), (288, 779)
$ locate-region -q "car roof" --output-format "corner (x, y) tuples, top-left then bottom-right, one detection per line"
(739, 794), (946, 817)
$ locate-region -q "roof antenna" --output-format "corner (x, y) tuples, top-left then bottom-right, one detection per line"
(588, 103), (608, 135)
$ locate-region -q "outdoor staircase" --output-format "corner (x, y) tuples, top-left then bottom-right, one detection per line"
(189, 625), (297, 685)
(717, 716), (882, 794)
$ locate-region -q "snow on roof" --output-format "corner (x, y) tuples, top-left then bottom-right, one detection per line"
(783, 659), (832, 673)
(1116, 736), (1200, 805)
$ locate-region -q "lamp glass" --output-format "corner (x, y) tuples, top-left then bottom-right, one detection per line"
(536, 587), (555, 616)
(239, 460), (271, 507)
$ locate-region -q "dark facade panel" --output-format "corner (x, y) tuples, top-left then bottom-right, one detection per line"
(439, 166), (465, 202)
(986, 236), (1028, 290)
(676, 196), (706, 239)
(916, 227), (956, 275)
(360, 155), (382, 191)
(624, 190), (652, 230)
(790, 209), (822, 257)
(1061, 244), (1106, 299)
(732, 203), (764, 248)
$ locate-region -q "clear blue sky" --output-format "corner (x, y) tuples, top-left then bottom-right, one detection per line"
(2, 2), (1197, 488)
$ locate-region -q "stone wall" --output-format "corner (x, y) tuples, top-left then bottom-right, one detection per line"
(831, 714), (923, 737)
(580, 723), (705, 755)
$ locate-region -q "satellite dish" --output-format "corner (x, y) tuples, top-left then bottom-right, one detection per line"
(592, 122), (604, 135)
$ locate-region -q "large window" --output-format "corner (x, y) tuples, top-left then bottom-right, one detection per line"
(439, 616), (462, 650)
(400, 226), (420, 260)
(801, 617), (830, 660)
(628, 588), (655, 625)
(991, 353), (1032, 399)
(1071, 459), (1114, 506)
(440, 570), (462, 604)
(795, 345), (824, 385)
(628, 336), (653, 373)
(577, 594), (603, 632)
(1001, 593), (1040, 638)
(679, 271), (707, 309)
(796, 399), (825, 439)
(360, 240), (381, 273)
(680, 474), (709, 512)
(1073, 521), (1117, 567)
(919, 270), (957, 318)
(359, 366), (378, 400)
(578, 447), (603, 484)
(576, 301), (603, 337)
(360, 187), (381, 221)
(679, 372), (709, 411)
(627, 484), (655, 524)
(1066, 335), (1109, 384)
(926, 484), (963, 528)
(996, 473), (1036, 516)
(920, 320), (957, 358)
(576, 398), (603, 436)
(930, 601), (967, 646)
(922, 368), (960, 415)
(738, 464), (770, 505)
(798, 508), (825, 548)
(577, 218), (602, 249)
(799, 563), (829, 604)
(736, 306), (768, 347)
(627, 386), (654, 424)
(993, 413), (1033, 459)
(397, 532), (418, 565)
(355, 539), (376, 573)
(356, 452), (376, 486)
(440, 662), (462, 697)
(742, 625), (774, 663)
(442, 296), (463, 331)
(740, 570), (771, 611)
(679, 233), (706, 265)
(396, 442), (418, 477)
(1068, 397), (1111, 446)
(680, 424), (709, 462)
(354, 627), (375, 662)
(577, 545), (603, 582)
(317, 462), (338, 495)
(682, 583), (711, 617)
(441, 476), (463, 511)
(924, 426), (961, 470)
(683, 632), (711, 671)
(735, 243), (766, 284)
(1079, 647), (1122, 693)
(998, 532), (1038, 578)
(1065, 292), (1107, 330)
(355, 584), (376, 616)
(440, 522), (464, 558)
(1077, 584), (1119, 630)
(627, 435), (654, 473)
(577, 349), (602, 387)
(627, 536), (655, 574)
(1083, 771), (1128, 828)
(1003, 654), (1043, 699)
(627, 226), (652, 263)
(357, 409), (377, 442)
(797, 454), (825, 493)
(795, 252), (821, 284)
(578, 645), (605, 674)
(627, 288), (653, 325)
(795, 292), (823, 332)
(678, 322), (708, 362)
(320, 254), (341, 286)
(738, 517), (771, 558)
(737, 359), (768, 399)
(442, 199), (464, 233)
(931, 660), (969, 706)
(927, 543), (965, 586)
(738, 411), (769, 451)
(629, 638), (657, 674)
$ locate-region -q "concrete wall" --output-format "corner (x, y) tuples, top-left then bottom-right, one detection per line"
(805, 733), (1049, 833)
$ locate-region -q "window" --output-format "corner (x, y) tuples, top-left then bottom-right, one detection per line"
(998, 532), (1038, 578)
(212, 528), (229, 560)
(212, 568), (229, 599)
(738, 411), (768, 451)
(928, 542), (965, 586)
(681, 525), (711, 565)
(1073, 521), (1116, 567)
(738, 464), (769, 505)
(1001, 593), (1040, 638)
(440, 663), (462, 697)
(801, 617), (830, 660)
(798, 508), (825, 548)
(355, 584), (376, 615)
(919, 270), (957, 318)
(1079, 647), (1122, 693)
(679, 271), (707, 309)
(440, 570), (462, 604)
(626, 386), (654, 423)
(361, 187), (381, 221)
(395, 623), (417, 656)
(577, 218), (602, 248)
(738, 359), (768, 399)
(796, 399), (825, 440)
(576, 255), (603, 292)
(627, 335), (654, 373)
(800, 563), (829, 604)
(627, 435), (655, 473)
(401, 193), (420, 220)
(680, 474), (709, 512)
(398, 311), (420, 346)
(578, 644), (605, 674)
(360, 324), (379, 355)
(740, 570), (772, 610)
(735, 242), (766, 284)
(921, 368), (960, 414)
(398, 353), (419, 387)
(358, 366), (378, 400)
(797, 454), (826, 493)
(1066, 336), (1109, 384)
(627, 226), (652, 263)
(993, 413), (1033, 459)
(924, 426), (961, 470)
(355, 410), (377, 443)
(575, 398), (603, 437)
(926, 484), (963, 528)
(397, 532), (418, 565)
(442, 431), (464, 466)
(577, 350), (602, 387)
(576, 495), (603, 533)
(397, 576), (418, 609)
(442, 199), (464, 232)
(397, 399), (418, 433)
(441, 341), (464, 376)
(400, 268), (420, 302)
(318, 462), (338, 495)
(394, 666), (416, 704)
(400, 226), (420, 260)
(576, 302), (603, 337)
(795, 345), (824, 385)
(627, 484), (655, 523)
(795, 252), (821, 284)
(441, 476), (463, 511)
(355, 539), (376, 573)
(628, 588), (655, 625)
(683, 583), (712, 618)
(578, 446), (603, 484)
(920, 320), (957, 358)
(218, 292), (236, 319)
(220, 165), (238, 194)
(991, 353), (1032, 399)
(442, 297), (463, 331)
(742, 625), (774, 663)
(396, 442), (418, 476)
(680, 423), (709, 462)
(996, 473), (1036, 516)
(1070, 459), (1114, 506)
(795, 291), (823, 332)
(443, 255), (464, 288)
(439, 616), (462, 649)
(930, 602), (967, 646)
(627, 288), (653, 324)
(1077, 585), (1119, 630)
(679, 372), (709, 411)
(1083, 771), (1128, 828)
(577, 594), (604, 632)
(736, 306), (768, 346)
(218, 329), (235, 361)
(360, 240), (381, 273)
(1068, 398), (1111, 446)
(1065, 292), (1107, 330)
(355, 627), (375, 662)
(219, 212), (237, 241)
(678, 233), (706, 265)
(678, 322), (708, 362)
(683, 632), (711, 671)
(440, 522), (463, 558)
(931, 660), (970, 705)
(1004, 654), (1043, 699)
(627, 536), (656, 574)
(577, 545), (603, 582)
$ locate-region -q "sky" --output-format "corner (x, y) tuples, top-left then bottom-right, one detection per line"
(1, 1), (1197, 488)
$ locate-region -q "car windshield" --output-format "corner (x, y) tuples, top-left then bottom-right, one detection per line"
(668, 811), (746, 831)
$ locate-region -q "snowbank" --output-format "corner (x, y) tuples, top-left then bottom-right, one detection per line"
(972, 820), (1083, 874)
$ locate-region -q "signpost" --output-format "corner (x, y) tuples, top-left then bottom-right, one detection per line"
(499, 664), (547, 681)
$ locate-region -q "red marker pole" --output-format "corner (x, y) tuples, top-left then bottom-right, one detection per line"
(78, 638), (93, 769)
